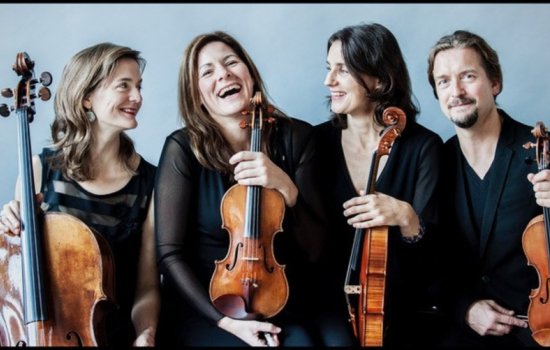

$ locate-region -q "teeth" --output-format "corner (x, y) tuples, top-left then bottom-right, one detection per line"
(218, 84), (240, 97)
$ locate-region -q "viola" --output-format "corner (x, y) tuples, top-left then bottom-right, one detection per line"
(343, 107), (406, 346)
(522, 121), (550, 346)
(209, 91), (289, 320)
(0, 52), (115, 346)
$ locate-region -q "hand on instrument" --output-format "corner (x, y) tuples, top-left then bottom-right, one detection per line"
(342, 191), (420, 237)
(230, 151), (298, 207)
(218, 316), (281, 347)
(466, 299), (528, 336)
(0, 194), (43, 236)
(133, 326), (156, 346)
(0, 200), (21, 236)
(528, 170), (550, 208)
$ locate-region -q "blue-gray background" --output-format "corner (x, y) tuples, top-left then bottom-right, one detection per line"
(1, 3), (549, 205)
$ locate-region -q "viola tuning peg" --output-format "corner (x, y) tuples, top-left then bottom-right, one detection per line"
(40, 72), (52, 87)
(1, 88), (13, 98)
(38, 87), (51, 101)
(0, 104), (10, 117)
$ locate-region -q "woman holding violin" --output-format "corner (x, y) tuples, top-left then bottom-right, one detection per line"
(313, 23), (444, 347)
(0, 43), (159, 346)
(154, 31), (325, 347)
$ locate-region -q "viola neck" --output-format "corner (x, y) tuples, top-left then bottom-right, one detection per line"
(243, 119), (262, 239)
(16, 107), (48, 323)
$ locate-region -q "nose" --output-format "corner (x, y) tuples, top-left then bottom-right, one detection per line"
(129, 87), (142, 103)
(324, 69), (336, 87)
(217, 66), (231, 81)
(450, 78), (464, 97)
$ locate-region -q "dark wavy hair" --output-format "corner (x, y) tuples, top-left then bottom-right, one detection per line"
(326, 23), (419, 128)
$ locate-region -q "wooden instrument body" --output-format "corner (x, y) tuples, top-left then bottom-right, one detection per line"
(344, 107), (406, 347)
(210, 184), (288, 319)
(521, 121), (550, 346)
(209, 91), (289, 320)
(0, 212), (115, 346)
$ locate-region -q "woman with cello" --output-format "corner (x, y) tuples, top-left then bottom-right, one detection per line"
(0, 43), (159, 346)
(313, 23), (444, 347)
(154, 31), (325, 347)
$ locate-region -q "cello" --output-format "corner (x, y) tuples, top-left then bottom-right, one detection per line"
(209, 91), (289, 323)
(0, 52), (115, 346)
(522, 121), (550, 346)
(343, 106), (406, 347)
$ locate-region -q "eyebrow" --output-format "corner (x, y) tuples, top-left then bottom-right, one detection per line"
(199, 54), (239, 70)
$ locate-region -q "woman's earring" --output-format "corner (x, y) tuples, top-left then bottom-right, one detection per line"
(86, 110), (96, 122)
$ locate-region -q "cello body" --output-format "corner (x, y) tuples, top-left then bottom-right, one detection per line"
(0, 213), (115, 346)
(0, 52), (116, 346)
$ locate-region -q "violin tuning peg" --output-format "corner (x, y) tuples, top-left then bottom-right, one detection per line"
(523, 142), (536, 150)
(40, 72), (52, 87)
(38, 87), (51, 101)
(0, 104), (10, 117)
(1, 88), (13, 98)
(239, 119), (249, 129)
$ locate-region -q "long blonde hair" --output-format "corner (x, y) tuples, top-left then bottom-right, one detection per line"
(51, 42), (146, 181)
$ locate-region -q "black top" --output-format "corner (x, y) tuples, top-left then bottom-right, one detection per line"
(39, 147), (156, 346)
(441, 110), (541, 326)
(155, 117), (326, 327)
(313, 119), (444, 336)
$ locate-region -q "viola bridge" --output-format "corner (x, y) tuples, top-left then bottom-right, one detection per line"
(344, 285), (361, 294)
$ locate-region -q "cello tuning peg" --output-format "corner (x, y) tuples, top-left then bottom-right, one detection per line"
(38, 87), (51, 101)
(1, 88), (13, 98)
(40, 71), (52, 87)
(0, 104), (10, 117)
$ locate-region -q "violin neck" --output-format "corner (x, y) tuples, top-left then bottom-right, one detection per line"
(16, 107), (48, 323)
(243, 113), (262, 239)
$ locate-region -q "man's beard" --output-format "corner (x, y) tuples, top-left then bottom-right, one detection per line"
(451, 109), (478, 129)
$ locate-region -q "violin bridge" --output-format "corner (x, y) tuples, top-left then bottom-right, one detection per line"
(344, 285), (361, 294)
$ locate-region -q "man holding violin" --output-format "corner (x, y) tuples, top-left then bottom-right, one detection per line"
(427, 29), (549, 347)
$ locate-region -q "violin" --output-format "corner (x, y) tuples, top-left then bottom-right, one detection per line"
(0, 52), (115, 346)
(343, 107), (406, 347)
(209, 91), (289, 320)
(522, 121), (550, 346)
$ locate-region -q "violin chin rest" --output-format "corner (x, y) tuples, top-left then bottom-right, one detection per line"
(212, 294), (262, 320)
(532, 329), (550, 346)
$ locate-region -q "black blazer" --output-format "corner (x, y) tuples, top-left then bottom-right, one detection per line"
(442, 110), (541, 325)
